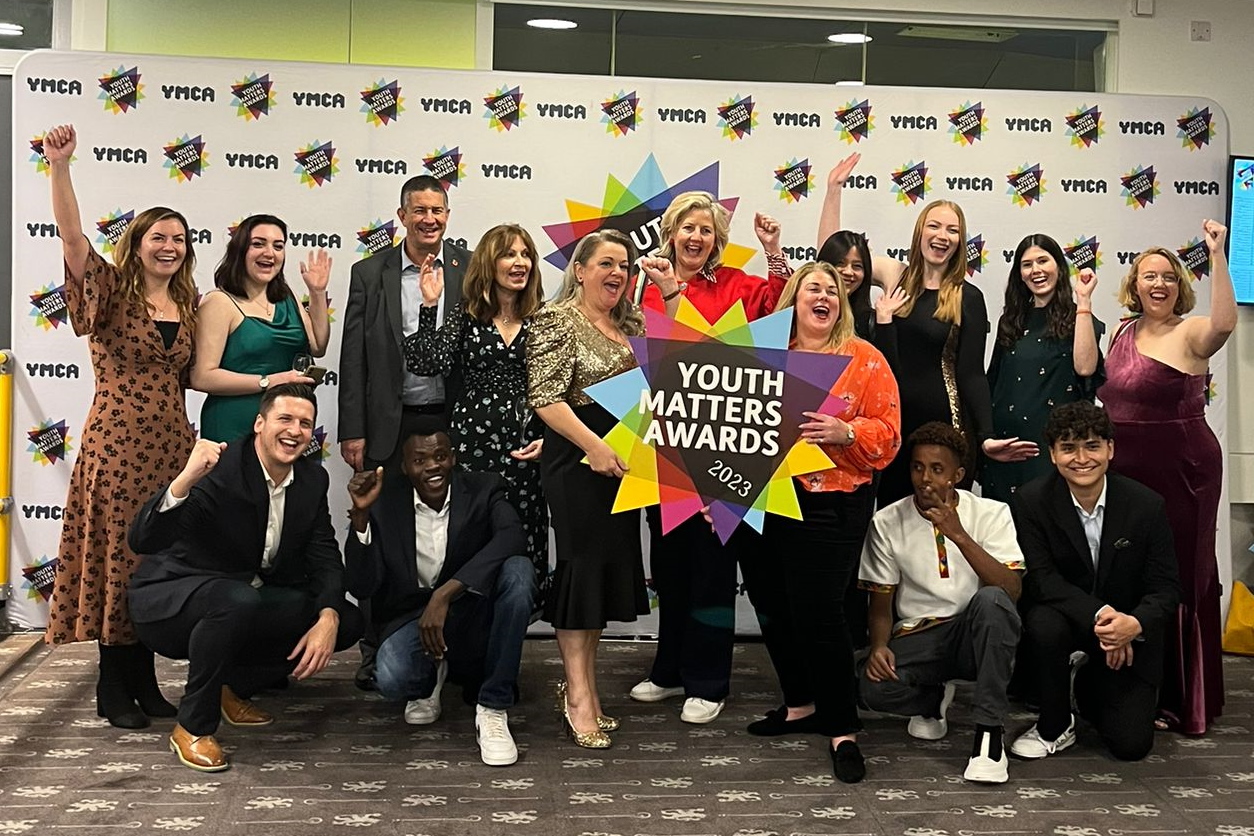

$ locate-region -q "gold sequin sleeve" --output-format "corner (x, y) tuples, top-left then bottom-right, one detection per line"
(527, 304), (577, 409)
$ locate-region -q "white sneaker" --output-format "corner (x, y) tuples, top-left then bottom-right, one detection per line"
(629, 679), (685, 703)
(403, 660), (447, 725)
(907, 681), (956, 740)
(964, 727), (1010, 784)
(475, 705), (518, 766)
(1010, 716), (1077, 759)
(680, 697), (725, 724)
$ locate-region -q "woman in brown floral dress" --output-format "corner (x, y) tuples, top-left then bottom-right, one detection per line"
(42, 124), (198, 728)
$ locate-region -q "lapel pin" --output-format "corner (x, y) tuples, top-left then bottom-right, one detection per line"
(1114, 538), (1131, 549)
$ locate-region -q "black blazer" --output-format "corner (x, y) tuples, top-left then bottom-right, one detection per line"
(128, 439), (344, 624)
(338, 239), (469, 463)
(1011, 470), (1180, 684)
(344, 469), (526, 643)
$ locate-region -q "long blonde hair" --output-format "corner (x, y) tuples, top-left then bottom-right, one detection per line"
(895, 200), (968, 325)
(551, 229), (644, 336)
(113, 206), (198, 329)
(655, 191), (730, 274)
(775, 261), (856, 352)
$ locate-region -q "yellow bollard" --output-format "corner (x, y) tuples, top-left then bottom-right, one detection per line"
(0, 349), (12, 602)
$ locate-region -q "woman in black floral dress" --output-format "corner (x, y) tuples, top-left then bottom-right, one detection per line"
(404, 223), (549, 590)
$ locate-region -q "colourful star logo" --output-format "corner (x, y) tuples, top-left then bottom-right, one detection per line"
(98, 65), (143, 113)
(294, 140), (339, 187)
(1177, 106), (1215, 151)
(1120, 164), (1159, 209)
(717, 94), (758, 140)
(1177, 238), (1210, 281)
(29, 285), (69, 330)
(1065, 104), (1105, 148)
(356, 219), (399, 257)
(585, 300), (853, 543)
(361, 78), (404, 126)
(602, 90), (643, 136)
(484, 86), (525, 132)
(948, 101), (987, 146)
(28, 419), (73, 465)
(890, 160), (930, 205)
(1007, 162), (1045, 207)
(423, 146), (466, 189)
(300, 294), (336, 324)
(21, 556), (58, 602)
(231, 72), (275, 121)
(28, 133), (75, 175)
(965, 234), (988, 277)
(305, 426), (332, 460)
(95, 209), (134, 254)
(1065, 236), (1103, 272)
(773, 158), (814, 204)
(834, 100), (874, 144)
(163, 134), (208, 182)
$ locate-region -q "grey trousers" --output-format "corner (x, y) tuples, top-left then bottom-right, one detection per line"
(859, 586), (1021, 728)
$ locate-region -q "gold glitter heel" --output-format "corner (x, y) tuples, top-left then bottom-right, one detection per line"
(561, 691), (611, 749)
(596, 714), (620, 732)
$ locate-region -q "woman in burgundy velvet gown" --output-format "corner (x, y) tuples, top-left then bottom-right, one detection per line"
(1097, 219), (1235, 735)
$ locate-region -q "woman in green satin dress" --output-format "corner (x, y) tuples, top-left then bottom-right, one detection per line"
(191, 214), (333, 442)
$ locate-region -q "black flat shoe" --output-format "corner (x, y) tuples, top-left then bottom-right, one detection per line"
(831, 740), (866, 784)
(747, 705), (822, 736)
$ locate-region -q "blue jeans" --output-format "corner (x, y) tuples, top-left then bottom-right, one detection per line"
(374, 555), (535, 710)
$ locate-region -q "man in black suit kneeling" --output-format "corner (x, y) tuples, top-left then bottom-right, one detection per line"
(1010, 401), (1179, 761)
(344, 417), (534, 766)
(129, 384), (363, 772)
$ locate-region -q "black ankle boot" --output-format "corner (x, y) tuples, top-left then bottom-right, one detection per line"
(124, 644), (177, 718)
(97, 644), (149, 729)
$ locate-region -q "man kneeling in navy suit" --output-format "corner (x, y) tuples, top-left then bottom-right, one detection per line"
(344, 417), (535, 766)
(1010, 401), (1179, 761)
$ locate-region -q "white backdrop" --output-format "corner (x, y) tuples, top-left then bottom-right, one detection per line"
(9, 50), (1230, 635)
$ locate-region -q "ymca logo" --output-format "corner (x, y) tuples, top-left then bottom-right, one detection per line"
(29, 285), (69, 331)
(98, 65), (143, 113)
(423, 146), (466, 189)
(294, 140), (339, 187)
(773, 158), (814, 204)
(95, 209), (134, 253)
(231, 72), (275, 121)
(965, 234), (988, 277)
(484, 86), (525, 132)
(1177, 238), (1210, 281)
(1120, 164), (1159, 209)
(890, 161), (930, 206)
(1065, 236), (1103, 273)
(948, 101), (987, 146)
(163, 135), (208, 182)
(1065, 104), (1105, 148)
(356, 219), (399, 257)
(362, 78), (404, 126)
(28, 419), (74, 466)
(1177, 106), (1215, 151)
(602, 90), (642, 136)
(717, 94), (758, 141)
(1007, 163), (1045, 207)
(834, 99), (874, 144)
(21, 556), (58, 602)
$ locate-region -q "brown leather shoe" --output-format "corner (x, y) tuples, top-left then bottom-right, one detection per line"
(169, 724), (229, 772)
(220, 685), (273, 727)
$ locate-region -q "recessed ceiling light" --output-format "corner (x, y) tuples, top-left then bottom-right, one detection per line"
(0, 22), (25, 36)
(527, 18), (577, 30)
(828, 33), (871, 45)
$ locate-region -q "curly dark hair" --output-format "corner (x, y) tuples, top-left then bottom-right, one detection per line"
(995, 234), (1076, 350)
(1043, 401), (1114, 446)
(907, 421), (968, 462)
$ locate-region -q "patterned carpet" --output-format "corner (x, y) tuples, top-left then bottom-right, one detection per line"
(1, 635), (1253, 836)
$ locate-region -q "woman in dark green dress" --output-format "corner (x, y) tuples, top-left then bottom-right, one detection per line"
(983, 234), (1104, 502)
(192, 215), (332, 442)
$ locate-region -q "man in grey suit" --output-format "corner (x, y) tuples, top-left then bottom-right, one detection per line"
(338, 174), (469, 472)
(338, 175), (470, 687)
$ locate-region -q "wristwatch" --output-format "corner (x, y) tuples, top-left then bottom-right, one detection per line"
(845, 426), (856, 445)
(259, 375), (270, 391)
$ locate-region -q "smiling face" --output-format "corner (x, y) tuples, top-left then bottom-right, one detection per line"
(252, 395), (315, 475)
(245, 223), (286, 285)
(576, 241), (630, 315)
(794, 268), (843, 343)
(831, 244), (867, 295)
(398, 187), (449, 253)
(136, 218), (188, 281)
(1019, 245), (1060, 306)
(918, 205), (962, 268)
(493, 235), (533, 296)
(402, 432), (456, 509)
(672, 208), (716, 277)
(1133, 253), (1180, 316)
(1049, 433), (1113, 493)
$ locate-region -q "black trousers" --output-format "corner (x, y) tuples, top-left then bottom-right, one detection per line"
(1023, 604), (1158, 761)
(135, 580), (363, 736)
(740, 484), (874, 737)
(645, 509), (749, 701)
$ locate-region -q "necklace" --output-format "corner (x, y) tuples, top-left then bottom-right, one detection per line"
(147, 295), (171, 320)
(496, 312), (518, 325)
(246, 295), (274, 317)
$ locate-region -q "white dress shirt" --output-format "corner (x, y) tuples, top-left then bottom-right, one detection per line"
(1070, 479), (1108, 570)
(355, 489), (451, 590)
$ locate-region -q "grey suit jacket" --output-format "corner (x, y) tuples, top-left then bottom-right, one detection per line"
(338, 239), (468, 463)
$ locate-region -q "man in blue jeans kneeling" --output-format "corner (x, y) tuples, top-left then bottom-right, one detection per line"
(345, 416), (534, 766)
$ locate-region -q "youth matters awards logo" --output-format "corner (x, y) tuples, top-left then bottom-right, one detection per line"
(362, 78), (404, 126)
(98, 65), (143, 113)
(1007, 163), (1045, 207)
(231, 72), (275, 120)
(28, 133), (74, 175)
(717, 94), (758, 140)
(28, 419), (73, 466)
(1120, 164), (1159, 209)
(163, 135), (208, 182)
(423, 146), (466, 189)
(1066, 104), (1105, 148)
(773, 158), (814, 204)
(965, 234), (988, 277)
(29, 285), (68, 331)
(602, 90), (642, 136)
(22, 556), (57, 602)
(540, 154), (754, 273)
(890, 160), (930, 205)
(585, 301), (851, 543)
(95, 209), (134, 254)
(484, 86), (525, 132)
(834, 99), (874, 144)
(948, 101), (987, 146)
(1177, 237), (1211, 281)
(356, 219), (398, 258)
(1065, 235), (1103, 273)
(1177, 106), (1215, 151)
(295, 140), (339, 187)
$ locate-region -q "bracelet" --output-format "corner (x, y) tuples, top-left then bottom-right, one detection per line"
(662, 287), (682, 302)
(1076, 308), (1092, 314)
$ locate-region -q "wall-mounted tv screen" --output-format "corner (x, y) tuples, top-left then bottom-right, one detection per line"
(1228, 155), (1254, 304)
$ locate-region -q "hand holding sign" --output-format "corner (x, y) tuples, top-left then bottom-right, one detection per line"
(800, 411), (854, 446)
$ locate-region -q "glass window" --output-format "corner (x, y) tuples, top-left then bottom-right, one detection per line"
(0, 0), (56, 51)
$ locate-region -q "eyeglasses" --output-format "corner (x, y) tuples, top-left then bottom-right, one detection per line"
(1137, 272), (1179, 285)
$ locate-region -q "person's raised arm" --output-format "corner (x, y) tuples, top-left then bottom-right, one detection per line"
(923, 488), (1022, 601)
(1184, 219), (1236, 360)
(817, 152), (861, 249)
(297, 249), (333, 356)
(1072, 268), (1100, 377)
(43, 124), (91, 279)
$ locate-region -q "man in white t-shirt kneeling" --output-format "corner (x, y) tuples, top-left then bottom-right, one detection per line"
(858, 422), (1025, 784)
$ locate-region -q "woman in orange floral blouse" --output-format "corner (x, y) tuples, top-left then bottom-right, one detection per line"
(739, 262), (901, 784)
